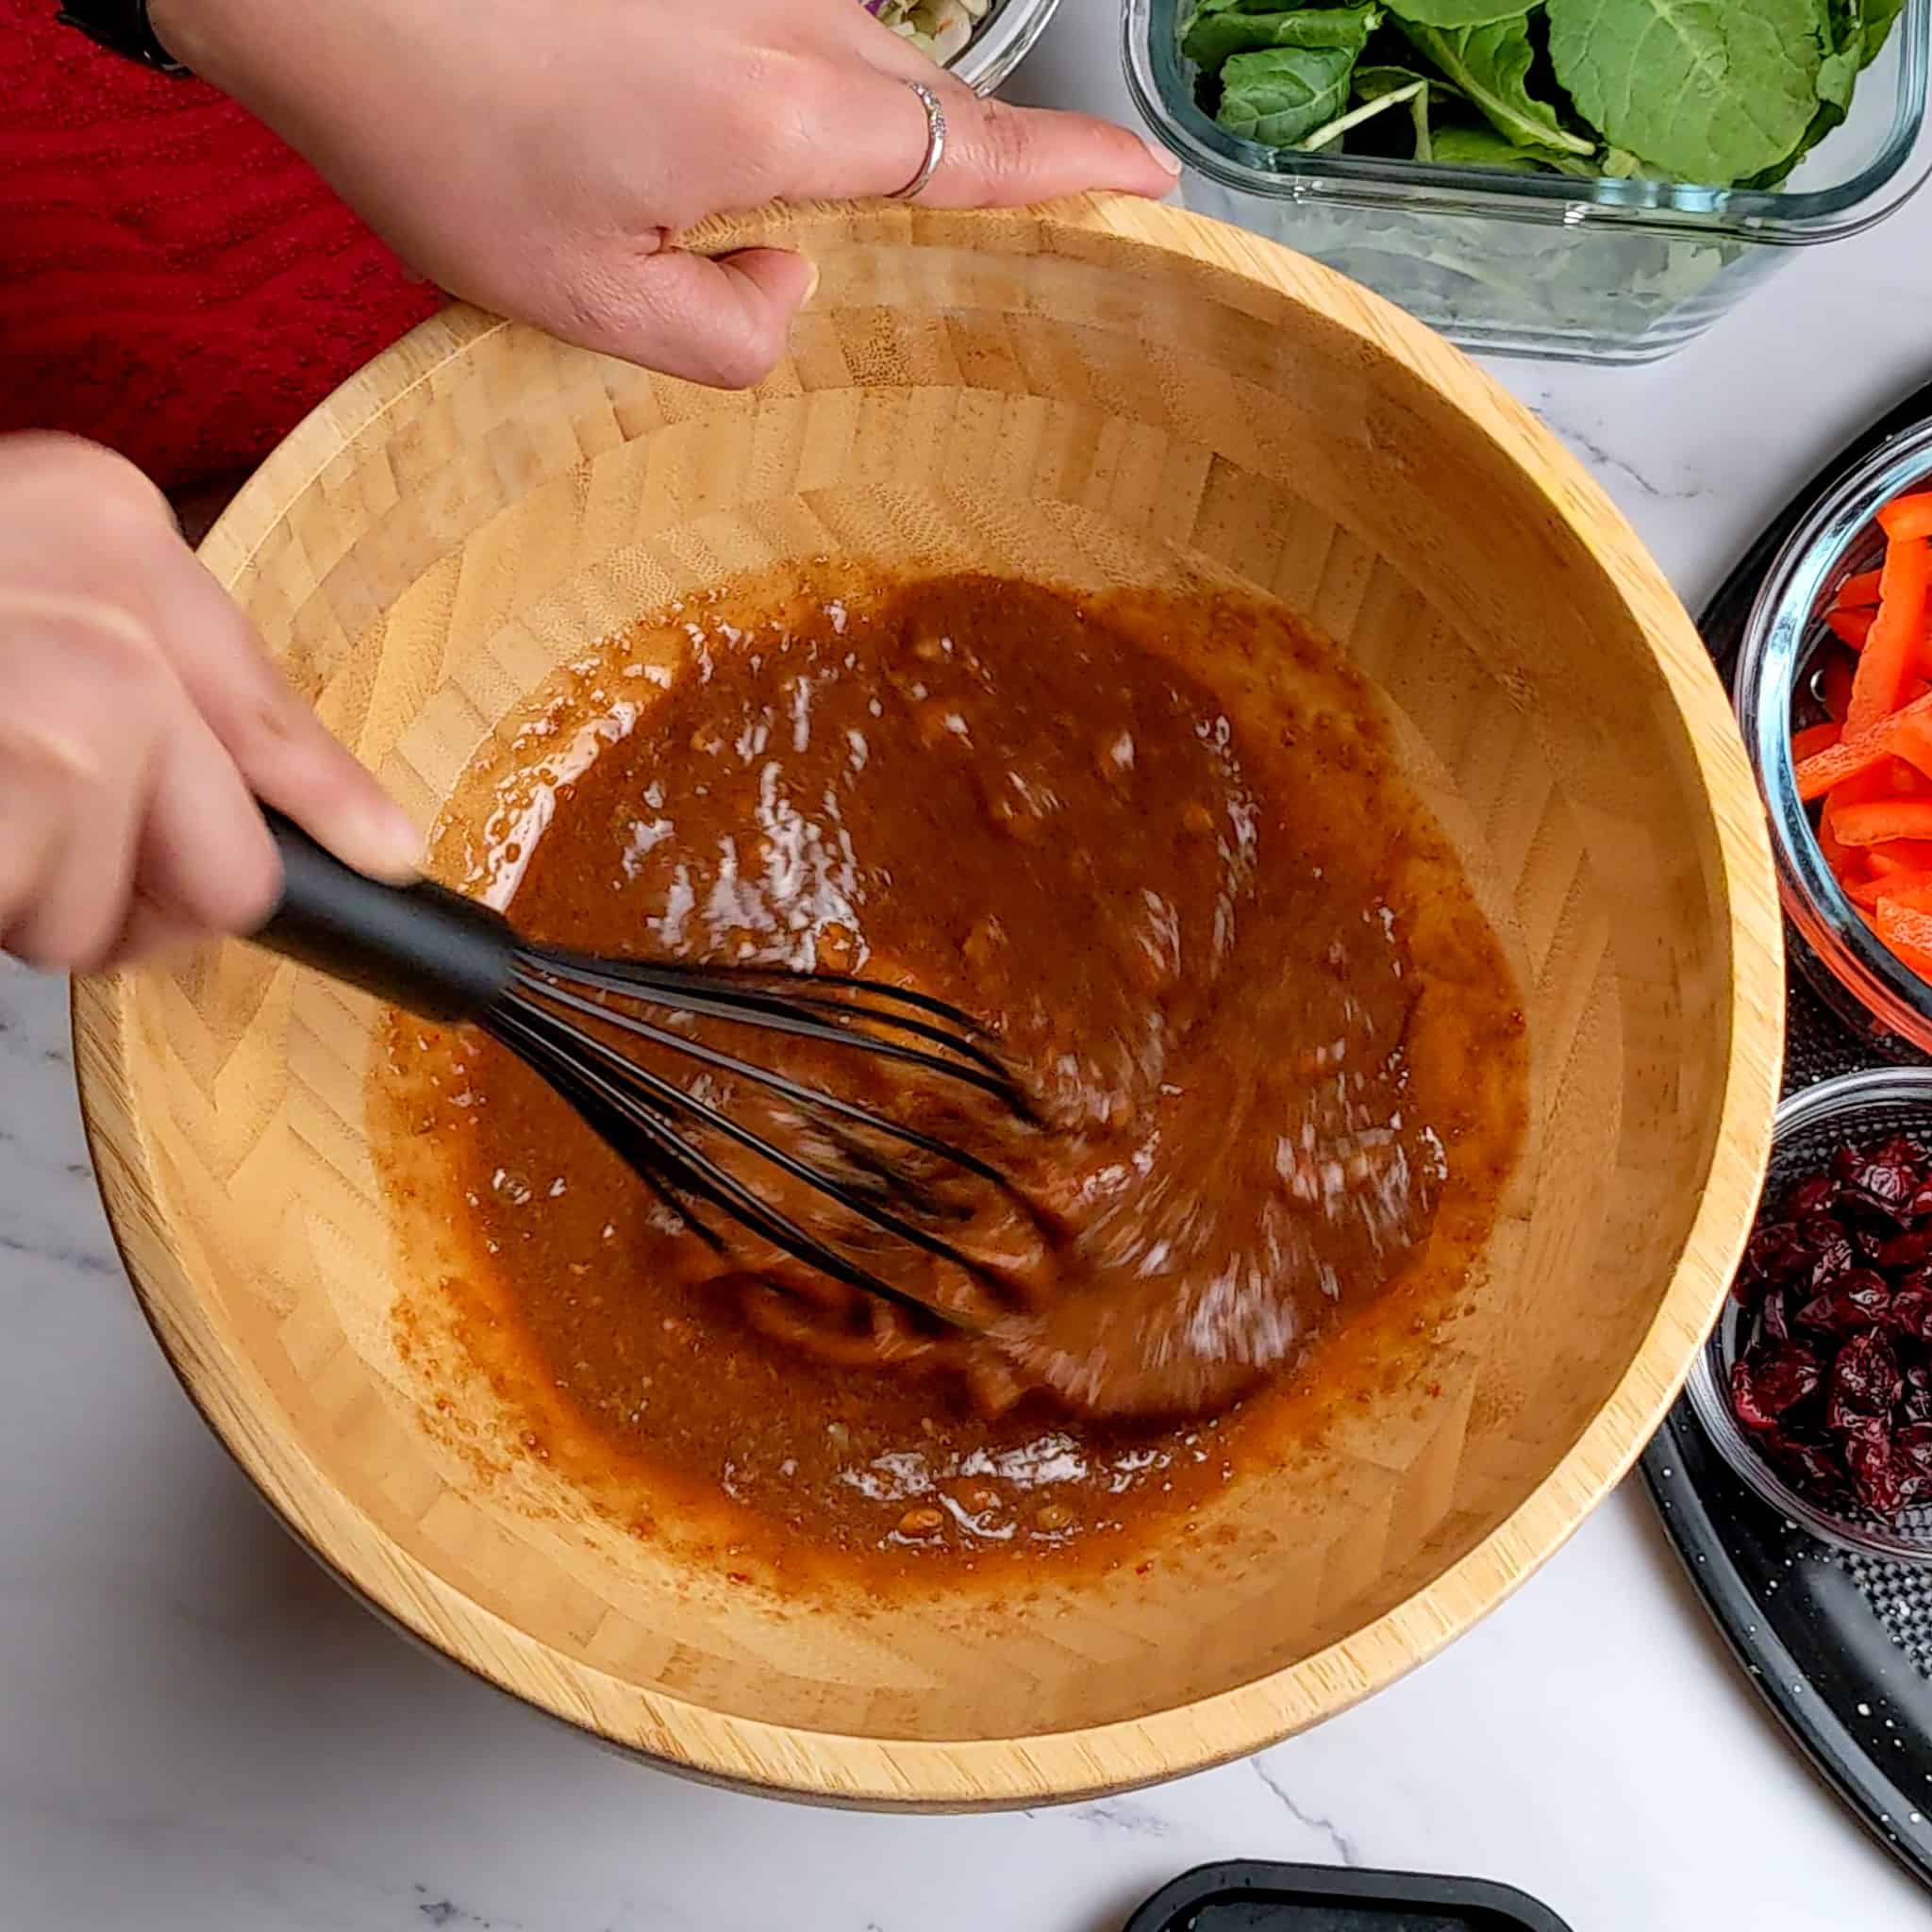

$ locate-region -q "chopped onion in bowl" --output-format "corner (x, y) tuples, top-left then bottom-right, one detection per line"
(865, 0), (991, 68)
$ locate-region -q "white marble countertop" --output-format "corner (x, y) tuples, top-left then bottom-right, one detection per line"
(9, 5), (1932, 1925)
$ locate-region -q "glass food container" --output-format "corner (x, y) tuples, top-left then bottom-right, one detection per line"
(1734, 416), (1932, 1058)
(1686, 1069), (1932, 1565)
(1123, 0), (1932, 364)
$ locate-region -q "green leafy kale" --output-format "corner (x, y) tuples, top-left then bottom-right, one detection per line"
(1185, 0), (1907, 188)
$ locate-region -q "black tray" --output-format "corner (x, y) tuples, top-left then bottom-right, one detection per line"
(1641, 375), (1932, 1891)
(1124, 1861), (1572, 1931)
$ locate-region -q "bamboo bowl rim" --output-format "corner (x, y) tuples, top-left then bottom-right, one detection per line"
(73, 195), (1784, 1807)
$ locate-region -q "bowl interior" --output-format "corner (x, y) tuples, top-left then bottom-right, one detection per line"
(74, 198), (1779, 1803)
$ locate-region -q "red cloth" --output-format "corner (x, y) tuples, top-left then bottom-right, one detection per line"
(0, 1), (443, 492)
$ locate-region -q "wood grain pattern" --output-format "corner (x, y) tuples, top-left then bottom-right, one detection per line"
(72, 195), (1784, 1807)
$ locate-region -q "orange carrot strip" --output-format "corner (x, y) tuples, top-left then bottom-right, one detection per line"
(1837, 763), (1901, 807)
(1848, 536), (1932, 735)
(1884, 933), (1932, 983)
(1836, 798), (1932, 845)
(1878, 895), (1932, 963)
(1797, 731), (1890, 801)
(1846, 873), (1888, 908)
(1879, 494), (1932, 542)
(1792, 721), (1842, 762)
(1836, 567), (1885, 609)
(1819, 809), (1860, 878)
(1827, 608), (1874, 649)
(1795, 688), (1932, 800)
(1866, 841), (1932, 874)
(1879, 879), (1932, 913)
(1892, 711), (1932, 781)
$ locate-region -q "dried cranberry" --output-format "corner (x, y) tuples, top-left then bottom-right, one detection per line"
(1836, 1154), (1921, 1222)
(1796, 1211), (1856, 1289)
(1834, 1408), (1892, 1447)
(1907, 1367), (1932, 1423)
(1897, 1421), (1932, 1479)
(1767, 1433), (1847, 1497)
(1828, 1330), (1904, 1430)
(1731, 1349), (1822, 1431)
(1738, 1221), (1810, 1297)
(1757, 1291), (1792, 1347)
(1795, 1269), (1892, 1336)
(1872, 1132), (1928, 1172)
(1853, 1224), (1890, 1261)
(1907, 1179), (1932, 1222)
(1782, 1174), (1840, 1219)
(1877, 1227), (1932, 1270)
(1892, 1282), (1932, 1343)
(1756, 1347), (1820, 1417)
(1847, 1433), (1909, 1517)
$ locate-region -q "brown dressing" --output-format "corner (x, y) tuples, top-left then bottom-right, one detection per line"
(381, 574), (1527, 1579)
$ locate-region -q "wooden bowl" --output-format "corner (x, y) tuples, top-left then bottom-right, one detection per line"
(74, 195), (1783, 1807)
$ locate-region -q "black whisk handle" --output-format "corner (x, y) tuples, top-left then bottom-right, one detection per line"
(255, 808), (517, 1023)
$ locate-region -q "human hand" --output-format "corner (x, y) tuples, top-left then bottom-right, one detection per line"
(148, 0), (1178, 388)
(0, 435), (420, 972)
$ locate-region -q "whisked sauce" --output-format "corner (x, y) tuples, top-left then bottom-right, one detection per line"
(384, 575), (1526, 1578)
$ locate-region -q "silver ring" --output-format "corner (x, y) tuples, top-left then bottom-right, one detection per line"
(887, 79), (947, 202)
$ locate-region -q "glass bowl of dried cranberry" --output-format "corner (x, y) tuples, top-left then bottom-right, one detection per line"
(1733, 420), (1932, 1057)
(1688, 1067), (1932, 1559)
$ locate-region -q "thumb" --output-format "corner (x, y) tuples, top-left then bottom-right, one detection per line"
(575, 246), (819, 390)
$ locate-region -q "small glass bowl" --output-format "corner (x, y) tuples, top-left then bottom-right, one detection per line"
(953, 0), (1060, 93)
(1686, 1068), (1932, 1563)
(1734, 416), (1932, 1058)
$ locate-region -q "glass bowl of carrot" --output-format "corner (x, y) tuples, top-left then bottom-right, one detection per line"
(1737, 419), (1932, 1057)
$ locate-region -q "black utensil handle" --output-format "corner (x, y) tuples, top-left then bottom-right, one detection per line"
(255, 809), (516, 1023)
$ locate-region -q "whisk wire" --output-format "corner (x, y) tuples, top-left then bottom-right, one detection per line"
(503, 996), (1009, 1289)
(491, 1004), (973, 1330)
(521, 950), (1027, 1109)
(514, 971), (1012, 1189)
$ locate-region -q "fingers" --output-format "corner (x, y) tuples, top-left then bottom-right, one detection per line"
(0, 598), (158, 971)
(135, 711), (286, 941)
(912, 92), (1180, 208)
(0, 431), (415, 974)
(560, 245), (820, 389)
(148, 549), (421, 884)
(825, 50), (1178, 207)
(112, 894), (207, 968)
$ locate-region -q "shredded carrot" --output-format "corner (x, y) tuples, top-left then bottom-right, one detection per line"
(1819, 808), (1859, 877)
(1879, 894), (1932, 958)
(1791, 721), (1842, 762)
(1886, 932), (1932, 981)
(1892, 711), (1932, 782)
(1836, 567), (1885, 609)
(1866, 840), (1932, 875)
(1879, 494), (1932, 543)
(1794, 687), (1932, 800)
(1831, 798), (1932, 845)
(1848, 536), (1932, 735)
(1799, 491), (1932, 987)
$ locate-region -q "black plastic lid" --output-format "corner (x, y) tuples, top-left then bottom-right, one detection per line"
(1124, 1860), (1574, 1931)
